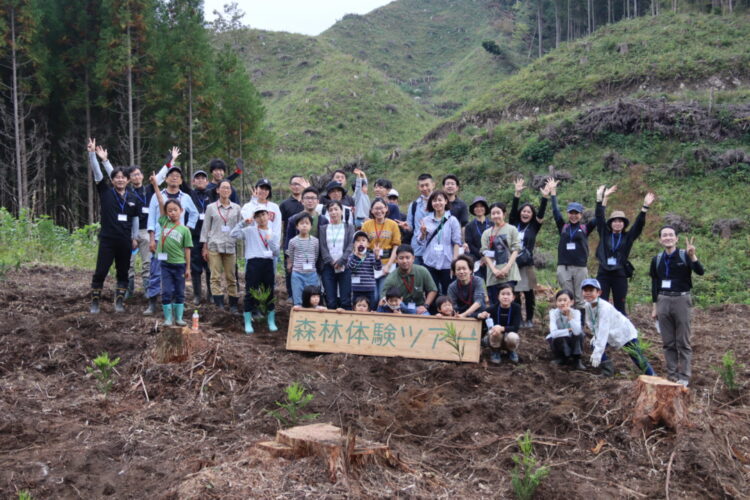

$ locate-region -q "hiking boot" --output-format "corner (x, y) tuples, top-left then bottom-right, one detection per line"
(125, 278), (135, 299)
(267, 310), (278, 332)
(252, 310), (264, 320)
(192, 277), (202, 306)
(114, 287), (126, 313)
(213, 295), (225, 308)
(599, 360), (615, 378)
(508, 351), (519, 363)
(676, 379), (689, 387)
(572, 357), (586, 371)
(90, 289), (102, 314)
(490, 351), (502, 365)
(228, 296), (239, 314)
(143, 296), (158, 315)
(243, 312), (254, 334)
(174, 303), (186, 326)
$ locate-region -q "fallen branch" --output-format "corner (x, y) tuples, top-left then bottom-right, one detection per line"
(665, 449), (676, 500)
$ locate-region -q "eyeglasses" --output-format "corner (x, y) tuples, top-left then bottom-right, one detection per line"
(302, 196), (318, 201)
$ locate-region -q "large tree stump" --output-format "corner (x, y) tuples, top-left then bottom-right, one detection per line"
(631, 375), (690, 434)
(154, 325), (189, 363)
(259, 423), (408, 482)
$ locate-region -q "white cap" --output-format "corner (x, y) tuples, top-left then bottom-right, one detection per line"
(388, 188), (399, 198)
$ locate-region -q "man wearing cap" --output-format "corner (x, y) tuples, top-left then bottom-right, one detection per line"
(145, 165), (199, 315)
(241, 178), (283, 252)
(406, 173), (435, 265)
(550, 180), (597, 318)
(649, 226), (704, 386)
(595, 185), (655, 315)
(186, 169), (214, 305)
(465, 197), (492, 281)
(206, 158), (242, 204)
(320, 181), (354, 226)
(442, 174), (469, 227)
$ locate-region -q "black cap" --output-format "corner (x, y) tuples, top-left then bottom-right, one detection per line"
(166, 166), (183, 178)
(255, 178), (272, 198)
(193, 169), (208, 179)
(325, 180), (347, 196)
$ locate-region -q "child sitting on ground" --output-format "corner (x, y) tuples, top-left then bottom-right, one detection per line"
(545, 289), (585, 370)
(376, 287), (416, 314)
(434, 296), (456, 317)
(293, 285), (327, 311)
(581, 278), (655, 377)
(347, 231), (382, 308)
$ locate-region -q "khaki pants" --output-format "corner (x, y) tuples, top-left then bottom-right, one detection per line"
(208, 251), (238, 297)
(128, 228), (151, 289)
(657, 293), (693, 381)
(556, 265), (589, 310)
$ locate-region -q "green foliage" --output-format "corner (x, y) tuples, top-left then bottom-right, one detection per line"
(521, 137), (556, 165)
(17, 491), (33, 500)
(267, 382), (320, 428)
(712, 351), (744, 393)
(248, 284), (275, 317)
(441, 323), (465, 362)
(482, 40), (503, 56)
(86, 352), (121, 396)
(511, 430), (549, 500)
(622, 337), (654, 374)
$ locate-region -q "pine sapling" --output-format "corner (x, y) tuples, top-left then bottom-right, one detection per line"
(86, 352), (121, 396)
(511, 430), (549, 500)
(712, 350), (743, 393)
(622, 337), (654, 374)
(441, 322), (465, 362)
(267, 382), (320, 427)
(249, 284), (275, 317)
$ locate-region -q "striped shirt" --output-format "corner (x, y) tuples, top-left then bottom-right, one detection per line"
(347, 252), (382, 292)
(288, 235), (319, 273)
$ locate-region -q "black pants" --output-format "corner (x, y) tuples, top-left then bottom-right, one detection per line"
(425, 266), (452, 296)
(245, 258), (275, 313)
(597, 271), (628, 316)
(92, 236), (131, 289)
(190, 240), (210, 289)
(514, 290), (535, 321)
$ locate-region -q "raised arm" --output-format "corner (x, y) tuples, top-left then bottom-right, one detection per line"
(150, 173), (166, 216)
(509, 177), (524, 225)
(536, 179), (550, 224)
(95, 143), (114, 178)
(87, 138), (104, 183)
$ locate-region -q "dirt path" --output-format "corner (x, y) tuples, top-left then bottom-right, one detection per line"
(1, 266), (748, 498)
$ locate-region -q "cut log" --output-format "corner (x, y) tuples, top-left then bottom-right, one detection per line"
(631, 375), (690, 434)
(154, 325), (189, 363)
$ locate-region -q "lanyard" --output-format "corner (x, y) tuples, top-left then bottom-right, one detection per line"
(517, 222), (529, 233)
(611, 232), (622, 252)
(112, 188), (127, 214)
(329, 223), (344, 250)
(131, 187), (146, 206)
(457, 279), (473, 305)
(257, 227), (269, 249)
(590, 300), (599, 330)
(352, 254), (366, 272)
(496, 305), (512, 328)
(664, 252), (672, 278)
(568, 224), (578, 242)
(160, 221), (180, 251)
(373, 221), (385, 244)
(474, 219), (487, 238)
(196, 196), (207, 213)
(216, 202), (230, 224)
(400, 274), (415, 294)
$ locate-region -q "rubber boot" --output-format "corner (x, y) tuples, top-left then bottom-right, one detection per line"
(162, 303), (174, 326)
(125, 278), (135, 299)
(228, 296), (239, 314)
(192, 277), (202, 305)
(267, 310), (278, 332)
(143, 296), (157, 316)
(213, 295), (225, 308)
(114, 287), (126, 313)
(572, 355), (586, 371)
(599, 360), (615, 378)
(174, 303), (187, 326)
(90, 289), (102, 314)
(243, 312), (254, 334)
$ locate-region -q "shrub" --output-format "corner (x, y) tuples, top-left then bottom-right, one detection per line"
(267, 382), (320, 427)
(86, 352), (121, 396)
(511, 430), (549, 500)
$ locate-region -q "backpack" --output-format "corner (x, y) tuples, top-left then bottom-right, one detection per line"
(655, 249), (687, 269)
(562, 222), (588, 237)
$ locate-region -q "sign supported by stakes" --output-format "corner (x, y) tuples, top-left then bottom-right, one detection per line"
(286, 309), (481, 363)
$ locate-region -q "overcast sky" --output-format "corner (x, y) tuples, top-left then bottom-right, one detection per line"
(203, 1), (392, 36)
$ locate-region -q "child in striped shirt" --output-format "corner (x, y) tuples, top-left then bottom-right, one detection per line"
(287, 213), (320, 306)
(347, 231), (382, 309)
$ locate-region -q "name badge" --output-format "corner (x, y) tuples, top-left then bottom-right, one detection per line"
(407, 302), (416, 310)
(221, 225), (230, 233)
(373, 269), (384, 279)
(457, 247), (465, 255)
(352, 277), (361, 284)
(518, 230), (526, 241)
(157, 252), (168, 261)
(434, 244), (444, 252)
(117, 214), (128, 222)
(141, 207), (149, 214)
(263, 250), (273, 258)
(473, 261), (481, 273)
(607, 257), (617, 266)
(485, 318), (495, 329)
(661, 280), (672, 289)
(199, 213), (205, 220)
(484, 250), (495, 258)
(303, 262), (314, 271)
(566, 242), (576, 250)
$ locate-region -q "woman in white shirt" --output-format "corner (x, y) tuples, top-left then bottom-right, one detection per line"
(319, 201), (355, 309)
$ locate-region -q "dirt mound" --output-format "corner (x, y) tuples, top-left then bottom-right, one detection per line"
(1, 266), (748, 498)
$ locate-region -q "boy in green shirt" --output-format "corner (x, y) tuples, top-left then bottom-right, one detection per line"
(151, 173), (193, 326)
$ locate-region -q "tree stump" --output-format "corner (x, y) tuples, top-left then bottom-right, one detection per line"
(154, 325), (189, 363)
(631, 375), (690, 435)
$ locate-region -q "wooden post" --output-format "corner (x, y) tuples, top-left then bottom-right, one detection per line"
(631, 375), (690, 434)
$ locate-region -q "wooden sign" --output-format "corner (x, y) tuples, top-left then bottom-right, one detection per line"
(286, 309), (481, 363)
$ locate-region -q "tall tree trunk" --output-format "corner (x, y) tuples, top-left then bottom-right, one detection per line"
(10, 6), (25, 214)
(554, 0), (561, 48)
(537, 0), (543, 57)
(672, 0), (677, 13)
(126, 24), (135, 166)
(85, 69), (94, 224)
(567, 0), (572, 41)
(590, 0), (596, 32)
(188, 70), (194, 175)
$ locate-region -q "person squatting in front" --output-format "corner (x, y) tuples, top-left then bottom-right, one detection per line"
(478, 283), (522, 365)
(546, 289), (585, 370)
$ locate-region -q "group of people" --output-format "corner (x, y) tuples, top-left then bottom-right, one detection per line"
(88, 140), (704, 386)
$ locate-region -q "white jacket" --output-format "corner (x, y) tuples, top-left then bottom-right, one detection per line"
(546, 308), (583, 340)
(585, 298), (637, 359)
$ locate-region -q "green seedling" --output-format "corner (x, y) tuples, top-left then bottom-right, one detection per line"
(712, 350), (743, 393)
(248, 284), (275, 317)
(511, 430), (549, 500)
(18, 491), (33, 500)
(267, 382), (320, 427)
(86, 352), (121, 395)
(441, 322), (465, 362)
(622, 337), (654, 374)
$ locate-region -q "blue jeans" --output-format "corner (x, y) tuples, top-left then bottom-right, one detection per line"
(291, 271), (320, 306)
(161, 262), (186, 304)
(321, 264), (352, 310)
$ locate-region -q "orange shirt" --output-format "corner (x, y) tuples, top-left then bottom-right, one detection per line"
(361, 218), (401, 264)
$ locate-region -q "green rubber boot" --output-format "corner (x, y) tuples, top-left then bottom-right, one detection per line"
(162, 304), (174, 326)
(267, 310), (278, 332)
(174, 303), (187, 326)
(243, 311), (254, 334)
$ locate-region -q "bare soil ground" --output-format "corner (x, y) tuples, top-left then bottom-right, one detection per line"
(1, 265), (748, 499)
